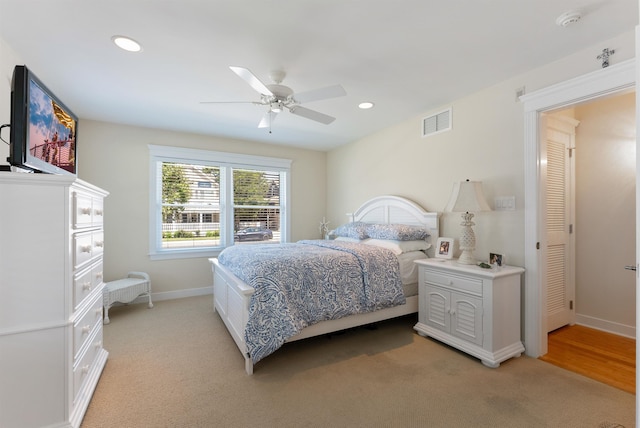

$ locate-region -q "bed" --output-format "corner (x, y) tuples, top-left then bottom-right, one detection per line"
(209, 195), (440, 374)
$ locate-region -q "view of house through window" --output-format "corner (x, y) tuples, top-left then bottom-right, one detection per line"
(160, 162), (282, 249)
(233, 168), (281, 243)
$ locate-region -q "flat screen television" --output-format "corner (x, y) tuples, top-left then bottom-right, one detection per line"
(8, 65), (77, 175)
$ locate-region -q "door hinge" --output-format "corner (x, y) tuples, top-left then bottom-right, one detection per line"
(569, 224), (573, 234)
(536, 242), (540, 250)
(568, 148), (573, 157)
(569, 300), (573, 310)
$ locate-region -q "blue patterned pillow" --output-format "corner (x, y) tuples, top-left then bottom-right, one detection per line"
(366, 223), (430, 241)
(333, 222), (370, 240)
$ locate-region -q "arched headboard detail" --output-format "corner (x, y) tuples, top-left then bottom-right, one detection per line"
(347, 195), (440, 258)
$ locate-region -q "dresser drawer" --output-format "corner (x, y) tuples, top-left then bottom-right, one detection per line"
(92, 198), (104, 226)
(73, 260), (104, 309)
(92, 231), (104, 259)
(73, 325), (103, 404)
(73, 267), (93, 309)
(73, 296), (103, 358)
(73, 192), (104, 229)
(423, 270), (483, 296)
(73, 230), (104, 269)
(73, 232), (94, 269)
(73, 192), (94, 228)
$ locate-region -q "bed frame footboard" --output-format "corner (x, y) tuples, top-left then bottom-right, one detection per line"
(210, 257), (418, 375)
(210, 258), (254, 374)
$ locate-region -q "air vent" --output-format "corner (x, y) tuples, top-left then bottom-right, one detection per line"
(422, 107), (452, 137)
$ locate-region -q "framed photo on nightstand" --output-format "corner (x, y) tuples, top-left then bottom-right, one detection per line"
(436, 237), (454, 259)
(489, 252), (503, 267)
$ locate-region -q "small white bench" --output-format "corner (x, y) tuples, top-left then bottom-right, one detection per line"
(103, 272), (153, 324)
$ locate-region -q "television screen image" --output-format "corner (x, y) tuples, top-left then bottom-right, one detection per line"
(28, 79), (76, 173)
(9, 65), (78, 176)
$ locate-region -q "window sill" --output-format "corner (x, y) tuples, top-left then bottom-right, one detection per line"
(149, 248), (222, 261)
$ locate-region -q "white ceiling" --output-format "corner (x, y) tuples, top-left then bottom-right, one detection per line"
(1, 1), (637, 151)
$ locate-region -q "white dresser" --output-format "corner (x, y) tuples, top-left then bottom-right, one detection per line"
(413, 258), (525, 368)
(0, 173), (108, 428)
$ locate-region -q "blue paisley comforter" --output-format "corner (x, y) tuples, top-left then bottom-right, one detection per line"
(217, 240), (405, 364)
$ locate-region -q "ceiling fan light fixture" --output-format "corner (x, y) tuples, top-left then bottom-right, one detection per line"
(555, 10), (582, 27)
(359, 102), (374, 109)
(112, 35), (142, 52)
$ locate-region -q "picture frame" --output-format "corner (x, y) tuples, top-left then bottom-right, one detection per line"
(489, 252), (503, 267)
(436, 237), (454, 259)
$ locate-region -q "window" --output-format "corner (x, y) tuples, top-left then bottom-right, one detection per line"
(149, 145), (291, 260)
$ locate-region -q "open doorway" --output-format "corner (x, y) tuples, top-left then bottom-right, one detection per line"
(540, 92), (636, 392)
(521, 58), (635, 360)
(545, 92), (636, 337)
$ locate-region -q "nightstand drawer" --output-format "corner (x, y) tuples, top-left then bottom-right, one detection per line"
(423, 270), (482, 296)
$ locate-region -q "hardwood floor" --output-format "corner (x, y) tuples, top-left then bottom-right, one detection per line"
(539, 325), (635, 394)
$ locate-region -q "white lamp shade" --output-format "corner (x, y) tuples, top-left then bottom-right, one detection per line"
(444, 180), (491, 213)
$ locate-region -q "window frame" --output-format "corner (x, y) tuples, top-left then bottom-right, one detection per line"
(149, 144), (291, 260)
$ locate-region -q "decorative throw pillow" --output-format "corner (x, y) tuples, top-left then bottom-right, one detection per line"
(366, 223), (430, 241)
(332, 221), (370, 240)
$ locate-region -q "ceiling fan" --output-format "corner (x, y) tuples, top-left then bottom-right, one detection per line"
(202, 66), (347, 129)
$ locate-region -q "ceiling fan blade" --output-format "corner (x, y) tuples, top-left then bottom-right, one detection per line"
(229, 66), (274, 96)
(199, 101), (260, 104)
(294, 84), (346, 104)
(258, 111), (278, 128)
(288, 106), (336, 125)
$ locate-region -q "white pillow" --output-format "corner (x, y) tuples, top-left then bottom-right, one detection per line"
(363, 239), (431, 255)
(334, 236), (362, 243)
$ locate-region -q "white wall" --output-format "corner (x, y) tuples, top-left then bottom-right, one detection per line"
(326, 31), (636, 270)
(574, 92), (636, 333)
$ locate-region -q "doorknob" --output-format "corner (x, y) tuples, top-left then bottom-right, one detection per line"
(624, 264), (637, 271)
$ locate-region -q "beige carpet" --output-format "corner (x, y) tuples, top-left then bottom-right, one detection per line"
(81, 295), (634, 428)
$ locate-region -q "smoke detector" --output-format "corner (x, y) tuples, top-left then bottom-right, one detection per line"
(556, 11), (582, 27)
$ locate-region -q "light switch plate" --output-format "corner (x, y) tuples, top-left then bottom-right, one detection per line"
(494, 196), (516, 211)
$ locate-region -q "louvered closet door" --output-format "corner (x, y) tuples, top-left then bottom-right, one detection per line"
(544, 115), (579, 332)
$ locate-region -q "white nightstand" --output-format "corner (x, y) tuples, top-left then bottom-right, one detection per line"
(413, 258), (525, 368)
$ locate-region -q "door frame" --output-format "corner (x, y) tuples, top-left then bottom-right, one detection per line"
(521, 58), (635, 358)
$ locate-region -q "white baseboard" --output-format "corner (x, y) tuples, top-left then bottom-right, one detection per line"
(575, 313), (635, 339)
(118, 285), (213, 307)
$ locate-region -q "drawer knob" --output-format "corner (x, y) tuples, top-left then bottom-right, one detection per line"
(95, 341), (102, 349)
(95, 271), (103, 279)
(82, 365), (90, 375)
(80, 207), (92, 215)
(80, 245), (92, 253)
(82, 282), (92, 291)
(82, 325), (92, 334)
(94, 241), (104, 248)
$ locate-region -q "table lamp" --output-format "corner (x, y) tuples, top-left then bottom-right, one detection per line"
(444, 179), (491, 264)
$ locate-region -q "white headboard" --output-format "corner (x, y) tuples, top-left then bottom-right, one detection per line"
(347, 195), (440, 257)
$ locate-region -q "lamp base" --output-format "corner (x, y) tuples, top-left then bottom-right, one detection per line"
(457, 249), (476, 265)
(458, 212), (477, 265)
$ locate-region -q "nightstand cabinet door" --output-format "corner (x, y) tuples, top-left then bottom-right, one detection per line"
(424, 285), (483, 347)
(424, 286), (450, 331)
(450, 292), (483, 346)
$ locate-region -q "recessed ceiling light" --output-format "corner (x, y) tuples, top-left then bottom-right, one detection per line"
(359, 102), (374, 109)
(112, 35), (142, 52)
